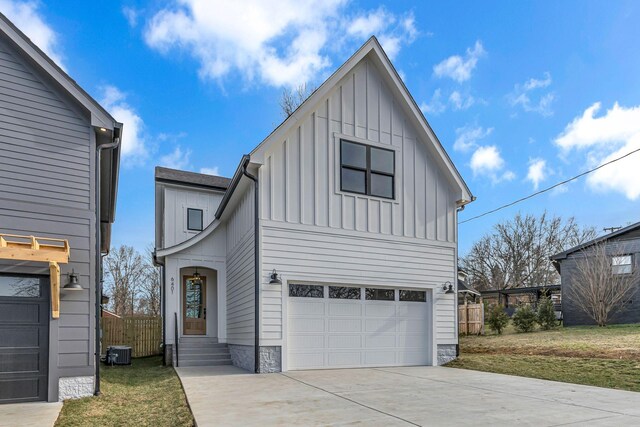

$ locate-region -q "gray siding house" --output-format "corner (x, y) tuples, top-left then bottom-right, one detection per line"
(0, 13), (121, 403)
(155, 37), (474, 373)
(551, 222), (640, 326)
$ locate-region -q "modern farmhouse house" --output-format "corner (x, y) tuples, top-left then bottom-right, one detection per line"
(0, 13), (121, 403)
(154, 37), (474, 372)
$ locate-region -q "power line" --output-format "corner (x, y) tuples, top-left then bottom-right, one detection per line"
(459, 146), (640, 225)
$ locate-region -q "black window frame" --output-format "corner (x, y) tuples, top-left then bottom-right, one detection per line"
(340, 139), (395, 200)
(187, 208), (204, 231)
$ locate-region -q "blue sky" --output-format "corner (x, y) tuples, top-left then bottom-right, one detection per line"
(3, 0), (640, 255)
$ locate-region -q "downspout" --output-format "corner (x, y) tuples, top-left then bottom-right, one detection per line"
(454, 197), (474, 358)
(154, 253), (166, 365)
(240, 156), (260, 373)
(95, 136), (120, 396)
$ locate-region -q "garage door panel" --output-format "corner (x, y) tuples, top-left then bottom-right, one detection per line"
(365, 304), (395, 317)
(0, 352), (40, 374)
(289, 352), (324, 369)
(397, 303), (428, 317)
(0, 378), (41, 402)
(328, 302), (361, 316)
(0, 327), (40, 348)
(396, 319), (427, 332)
(0, 303), (39, 323)
(397, 351), (429, 365)
(364, 350), (396, 365)
(328, 351), (361, 367)
(398, 334), (428, 348)
(364, 334), (396, 348)
(365, 318), (397, 333)
(328, 335), (362, 349)
(288, 300), (324, 315)
(289, 334), (325, 350)
(328, 318), (361, 332)
(289, 318), (324, 333)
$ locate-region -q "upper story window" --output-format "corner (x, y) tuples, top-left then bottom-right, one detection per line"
(612, 255), (632, 275)
(340, 140), (395, 199)
(187, 208), (203, 231)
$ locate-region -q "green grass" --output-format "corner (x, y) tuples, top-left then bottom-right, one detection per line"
(447, 354), (640, 392)
(55, 356), (193, 427)
(448, 324), (640, 392)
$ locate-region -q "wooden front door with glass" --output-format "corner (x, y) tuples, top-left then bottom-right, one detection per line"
(183, 275), (206, 335)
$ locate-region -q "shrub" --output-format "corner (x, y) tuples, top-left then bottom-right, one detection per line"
(487, 305), (509, 335)
(537, 297), (557, 330)
(512, 305), (537, 333)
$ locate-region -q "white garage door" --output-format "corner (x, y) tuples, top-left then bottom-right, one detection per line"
(287, 284), (431, 370)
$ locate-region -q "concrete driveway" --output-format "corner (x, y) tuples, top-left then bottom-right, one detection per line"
(176, 365), (640, 426)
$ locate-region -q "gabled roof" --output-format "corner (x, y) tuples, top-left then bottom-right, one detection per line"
(250, 36), (473, 204)
(155, 166), (231, 191)
(550, 221), (640, 261)
(0, 12), (121, 130)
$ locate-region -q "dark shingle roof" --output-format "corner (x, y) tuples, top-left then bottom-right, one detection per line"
(550, 221), (640, 261)
(155, 166), (231, 190)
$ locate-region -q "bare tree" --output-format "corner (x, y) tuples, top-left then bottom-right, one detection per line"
(462, 212), (596, 291)
(136, 246), (161, 316)
(279, 83), (315, 117)
(103, 245), (146, 316)
(566, 243), (639, 326)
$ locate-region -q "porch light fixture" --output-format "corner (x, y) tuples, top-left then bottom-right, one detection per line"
(63, 270), (83, 290)
(269, 269), (282, 285)
(442, 281), (454, 294)
(192, 268), (202, 285)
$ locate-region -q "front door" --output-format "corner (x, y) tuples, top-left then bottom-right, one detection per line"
(183, 276), (206, 335)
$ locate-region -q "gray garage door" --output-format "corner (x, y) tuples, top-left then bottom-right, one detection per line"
(0, 274), (49, 403)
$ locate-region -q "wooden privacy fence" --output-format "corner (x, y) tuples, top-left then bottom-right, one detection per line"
(102, 316), (162, 357)
(459, 302), (484, 335)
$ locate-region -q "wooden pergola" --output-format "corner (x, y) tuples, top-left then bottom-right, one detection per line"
(0, 233), (70, 318)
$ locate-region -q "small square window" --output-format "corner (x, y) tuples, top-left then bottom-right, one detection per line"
(340, 140), (395, 200)
(612, 255), (632, 275)
(365, 288), (395, 301)
(187, 208), (203, 231)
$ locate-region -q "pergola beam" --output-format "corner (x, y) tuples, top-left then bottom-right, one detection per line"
(0, 233), (70, 319)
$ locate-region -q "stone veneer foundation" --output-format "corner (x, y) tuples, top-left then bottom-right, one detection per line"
(58, 376), (94, 401)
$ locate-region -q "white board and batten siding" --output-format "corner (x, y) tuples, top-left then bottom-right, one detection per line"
(162, 185), (224, 248)
(258, 57), (459, 353)
(225, 187), (256, 346)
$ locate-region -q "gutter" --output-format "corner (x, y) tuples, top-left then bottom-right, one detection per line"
(95, 135), (121, 396)
(239, 155), (260, 373)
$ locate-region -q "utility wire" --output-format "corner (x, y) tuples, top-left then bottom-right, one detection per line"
(459, 146), (640, 225)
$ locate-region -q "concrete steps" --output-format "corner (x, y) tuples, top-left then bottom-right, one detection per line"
(177, 337), (232, 367)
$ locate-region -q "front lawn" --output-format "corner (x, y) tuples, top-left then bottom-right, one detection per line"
(55, 356), (193, 427)
(447, 323), (640, 392)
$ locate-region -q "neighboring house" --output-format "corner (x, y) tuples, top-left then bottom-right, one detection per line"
(154, 37), (474, 373)
(457, 267), (481, 303)
(0, 13), (121, 403)
(551, 222), (640, 326)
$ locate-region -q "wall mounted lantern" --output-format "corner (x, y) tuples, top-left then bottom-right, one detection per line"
(63, 270), (83, 290)
(442, 281), (455, 294)
(269, 269), (282, 285)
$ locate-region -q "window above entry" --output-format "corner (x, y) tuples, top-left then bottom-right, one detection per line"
(187, 208), (203, 231)
(340, 139), (395, 199)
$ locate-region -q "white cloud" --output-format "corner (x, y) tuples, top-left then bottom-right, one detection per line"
(449, 91), (475, 111)
(200, 167), (220, 176)
(526, 158), (548, 190)
(420, 89), (446, 115)
(453, 125), (493, 152)
(470, 145), (514, 183)
(122, 6), (139, 27)
(554, 102), (640, 200)
(99, 85), (147, 165)
(433, 40), (485, 83)
(508, 72), (554, 116)
(144, 1), (416, 88)
(0, 0), (65, 68)
(159, 146), (191, 170)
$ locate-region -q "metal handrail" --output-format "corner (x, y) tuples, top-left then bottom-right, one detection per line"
(174, 312), (179, 367)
